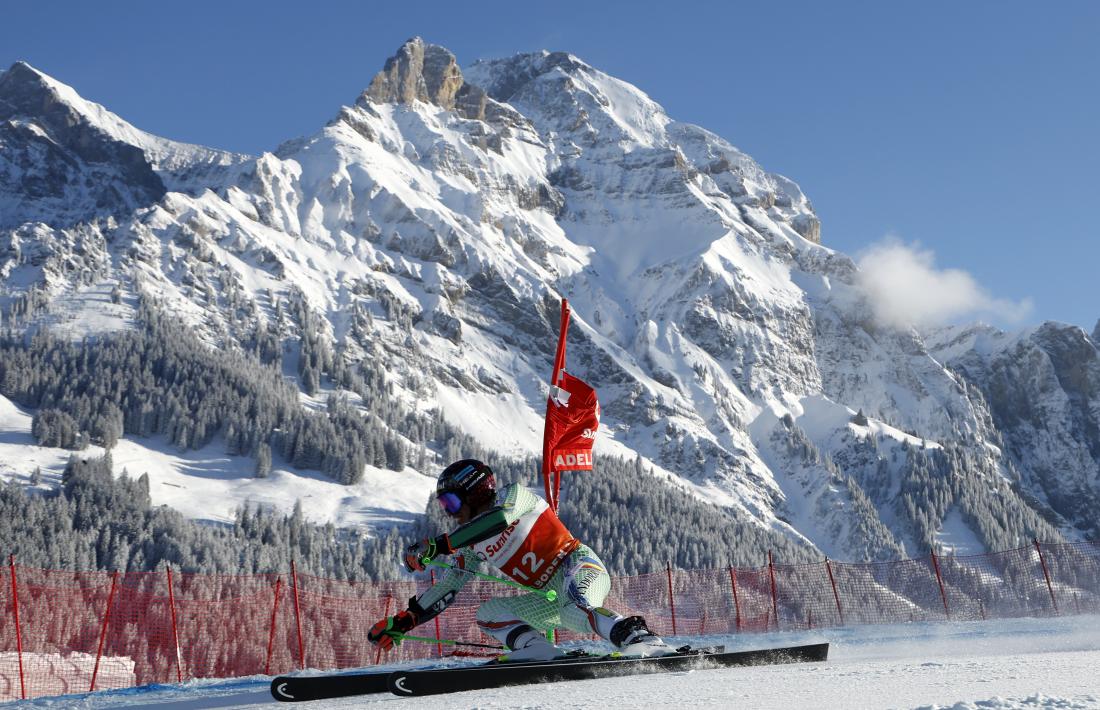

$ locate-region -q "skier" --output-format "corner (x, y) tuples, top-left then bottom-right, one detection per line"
(368, 459), (672, 661)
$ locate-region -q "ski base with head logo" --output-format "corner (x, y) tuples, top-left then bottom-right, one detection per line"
(270, 670), (391, 702)
(388, 642), (828, 698)
(267, 649), (607, 702)
(269, 643), (827, 701)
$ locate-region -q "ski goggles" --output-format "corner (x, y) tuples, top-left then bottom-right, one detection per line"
(437, 492), (463, 515)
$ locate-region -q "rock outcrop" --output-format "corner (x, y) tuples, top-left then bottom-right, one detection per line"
(0, 61), (165, 229)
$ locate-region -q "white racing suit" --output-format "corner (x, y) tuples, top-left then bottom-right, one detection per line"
(409, 484), (633, 654)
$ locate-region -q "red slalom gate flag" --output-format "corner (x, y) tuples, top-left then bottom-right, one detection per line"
(545, 370), (600, 472)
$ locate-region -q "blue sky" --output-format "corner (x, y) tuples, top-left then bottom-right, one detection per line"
(3, 1), (1097, 329)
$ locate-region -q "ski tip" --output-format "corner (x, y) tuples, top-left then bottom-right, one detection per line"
(270, 678), (297, 702)
(388, 672), (415, 697)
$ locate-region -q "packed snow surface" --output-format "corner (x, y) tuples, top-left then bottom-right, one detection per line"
(13, 616), (1100, 709)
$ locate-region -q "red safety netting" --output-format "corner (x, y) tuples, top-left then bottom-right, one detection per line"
(1, 541), (1097, 701)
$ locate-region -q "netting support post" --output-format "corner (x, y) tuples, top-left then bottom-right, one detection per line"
(930, 548), (950, 620)
(767, 551), (779, 630)
(290, 560), (306, 670)
(727, 566), (742, 633)
(430, 570), (443, 657)
(265, 577), (283, 676)
(665, 560), (677, 636)
(375, 595), (393, 665)
(166, 566), (182, 683)
(1033, 539), (1058, 614)
(825, 558), (844, 626)
(9, 555), (25, 700)
(90, 570), (119, 692)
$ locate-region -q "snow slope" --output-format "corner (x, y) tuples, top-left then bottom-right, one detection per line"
(13, 616), (1100, 709)
(0, 395), (70, 490)
(0, 393), (436, 528)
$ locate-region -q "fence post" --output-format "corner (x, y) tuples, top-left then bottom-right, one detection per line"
(930, 549), (950, 620)
(90, 570), (120, 692)
(375, 595), (393, 665)
(727, 567), (742, 633)
(825, 558), (844, 626)
(665, 561), (677, 636)
(290, 561), (305, 670)
(1033, 539), (1058, 614)
(430, 570), (443, 658)
(166, 566), (183, 684)
(9, 556), (25, 700)
(265, 577), (283, 676)
(767, 551), (779, 630)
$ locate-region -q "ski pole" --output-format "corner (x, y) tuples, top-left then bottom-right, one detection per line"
(423, 559), (558, 601)
(392, 633), (504, 651)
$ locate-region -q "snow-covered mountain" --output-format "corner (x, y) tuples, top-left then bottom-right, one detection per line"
(0, 61), (247, 230)
(0, 39), (1092, 560)
(927, 322), (1100, 538)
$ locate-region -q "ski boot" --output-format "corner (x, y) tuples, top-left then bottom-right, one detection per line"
(497, 625), (563, 662)
(610, 615), (675, 658)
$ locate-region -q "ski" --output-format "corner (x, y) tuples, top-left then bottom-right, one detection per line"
(386, 642), (829, 697)
(267, 649), (607, 702)
(268, 651), (611, 700)
(269, 643), (827, 701)
(270, 669), (391, 702)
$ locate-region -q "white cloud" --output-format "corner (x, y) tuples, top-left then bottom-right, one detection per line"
(855, 237), (1033, 329)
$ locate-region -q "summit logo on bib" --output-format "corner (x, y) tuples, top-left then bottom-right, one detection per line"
(486, 522), (519, 558)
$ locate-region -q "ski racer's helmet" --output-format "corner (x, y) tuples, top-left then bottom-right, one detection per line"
(436, 459), (495, 515)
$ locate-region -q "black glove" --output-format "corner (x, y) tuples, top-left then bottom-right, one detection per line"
(367, 609), (418, 651)
(403, 534), (453, 572)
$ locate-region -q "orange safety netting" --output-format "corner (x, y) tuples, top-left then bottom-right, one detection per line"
(0, 541), (1097, 701)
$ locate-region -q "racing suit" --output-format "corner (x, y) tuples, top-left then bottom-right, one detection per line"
(408, 483), (624, 650)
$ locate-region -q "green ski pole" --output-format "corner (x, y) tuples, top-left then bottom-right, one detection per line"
(391, 633), (504, 650)
(423, 558), (558, 602)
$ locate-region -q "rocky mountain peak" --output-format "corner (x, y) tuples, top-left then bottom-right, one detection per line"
(465, 51), (590, 103)
(357, 38), (525, 125)
(363, 37), (465, 110)
(0, 61), (74, 124)
(0, 61), (166, 229)
(1, 61), (49, 92)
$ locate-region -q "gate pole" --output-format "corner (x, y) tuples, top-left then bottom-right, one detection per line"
(727, 566), (742, 633)
(375, 595), (393, 665)
(290, 561), (306, 669)
(1033, 539), (1059, 614)
(767, 551), (779, 630)
(166, 566), (183, 683)
(90, 571), (120, 692)
(665, 561), (678, 636)
(825, 558), (844, 626)
(265, 577), (283, 675)
(9, 556), (25, 700)
(930, 549), (950, 620)
(430, 570), (443, 657)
